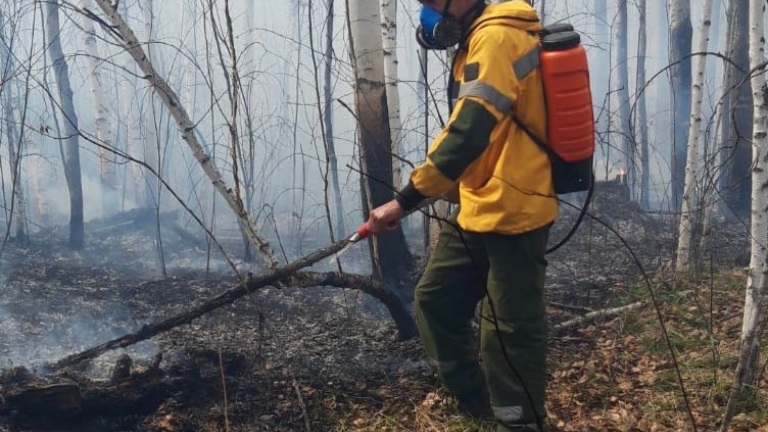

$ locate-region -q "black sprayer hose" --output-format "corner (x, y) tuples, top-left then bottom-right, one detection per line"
(546, 174), (595, 255)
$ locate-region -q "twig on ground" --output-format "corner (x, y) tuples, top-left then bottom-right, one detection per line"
(218, 348), (230, 432)
(548, 301), (594, 314)
(293, 377), (311, 432)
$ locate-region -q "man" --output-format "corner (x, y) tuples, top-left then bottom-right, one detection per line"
(367, 1), (557, 431)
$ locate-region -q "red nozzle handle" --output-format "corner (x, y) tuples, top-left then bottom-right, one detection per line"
(356, 222), (370, 239)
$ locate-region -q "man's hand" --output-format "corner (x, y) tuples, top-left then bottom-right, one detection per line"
(367, 199), (407, 234)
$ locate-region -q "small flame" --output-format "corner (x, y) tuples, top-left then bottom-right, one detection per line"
(618, 167), (626, 176)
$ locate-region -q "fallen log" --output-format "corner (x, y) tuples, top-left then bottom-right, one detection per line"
(552, 300), (648, 331)
(51, 237), (416, 370)
(2, 358), (196, 428)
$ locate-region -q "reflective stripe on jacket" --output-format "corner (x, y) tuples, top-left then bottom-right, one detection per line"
(399, 1), (558, 234)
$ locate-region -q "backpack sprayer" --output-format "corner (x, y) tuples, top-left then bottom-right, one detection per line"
(514, 22), (597, 254)
(521, 23), (595, 194)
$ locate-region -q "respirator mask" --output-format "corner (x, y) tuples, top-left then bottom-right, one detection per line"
(416, 0), (463, 50)
(416, 0), (487, 50)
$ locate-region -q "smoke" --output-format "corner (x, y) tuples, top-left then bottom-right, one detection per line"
(0, 279), (157, 378)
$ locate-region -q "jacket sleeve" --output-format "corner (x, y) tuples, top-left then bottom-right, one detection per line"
(395, 26), (532, 211)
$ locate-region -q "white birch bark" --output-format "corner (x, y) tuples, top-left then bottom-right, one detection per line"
(381, 0), (402, 190)
(675, 0), (713, 273)
(720, 1), (768, 428)
(349, 0), (388, 276)
(93, 0), (278, 270)
(739, 0), (768, 397)
(81, 0), (118, 217)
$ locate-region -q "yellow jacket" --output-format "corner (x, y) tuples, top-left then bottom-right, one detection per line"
(396, 1), (558, 234)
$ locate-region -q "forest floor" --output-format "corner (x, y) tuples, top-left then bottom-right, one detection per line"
(0, 194), (767, 432)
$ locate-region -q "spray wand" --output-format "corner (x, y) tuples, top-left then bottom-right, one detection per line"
(330, 198), (437, 264)
(331, 223), (370, 262)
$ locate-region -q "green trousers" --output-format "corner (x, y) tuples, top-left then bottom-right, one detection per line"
(415, 211), (550, 431)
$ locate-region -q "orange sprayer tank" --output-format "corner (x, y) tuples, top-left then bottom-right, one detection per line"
(539, 25), (595, 164)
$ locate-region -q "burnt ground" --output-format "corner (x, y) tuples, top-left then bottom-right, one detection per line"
(0, 189), (756, 432)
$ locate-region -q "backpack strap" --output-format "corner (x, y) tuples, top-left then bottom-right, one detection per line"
(510, 115), (566, 165)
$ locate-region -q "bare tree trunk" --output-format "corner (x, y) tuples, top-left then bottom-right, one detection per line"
(538, 0), (546, 25)
(719, 2), (768, 429)
(29, 137), (50, 227)
(117, 0), (144, 206)
(381, 0), (402, 191)
(719, 0), (752, 221)
(2, 89), (26, 242)
(636, 0), (650, 210)
(347, 0), (413, 291)
(417, 46), (430, 255)
(611, 0), (632, 193)
(45, 0), (85, 250)
(591, 0), (609, 179)
(668, 0), (692, 211)
(81, 0), (117, 218)
(93, 0), (278, 270)
(142, 0), (160, 209)
(240, 0), (258, 261)
(675, 0), (713, 274)
(322, 0), (345, 237)
(700, 0), (728, 253)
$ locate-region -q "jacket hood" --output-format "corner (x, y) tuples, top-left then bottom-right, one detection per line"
(469, 1), (542, 34)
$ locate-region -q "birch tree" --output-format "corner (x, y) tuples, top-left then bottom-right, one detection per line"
(675, 0), (713, 274)
(668, 0), (692, 211)
(347, 0), (413, 289)
(381, 0), (402, 191)
(719, 0), (768, 428)
(80, 0), (117, 217)
(45, 0), (85, 249)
